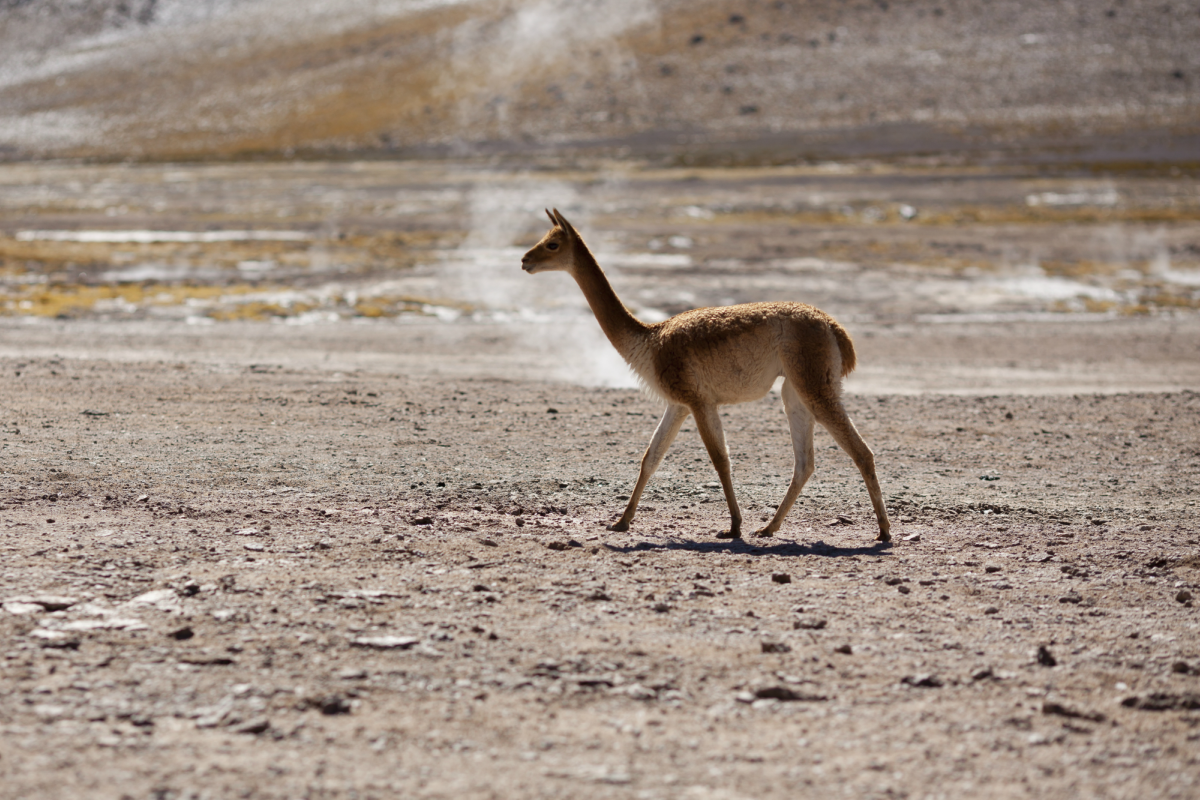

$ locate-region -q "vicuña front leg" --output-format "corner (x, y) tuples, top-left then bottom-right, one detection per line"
(758, 380), (815, 536)
(608, 403), (689, 532)
(691, 404), (743, 539)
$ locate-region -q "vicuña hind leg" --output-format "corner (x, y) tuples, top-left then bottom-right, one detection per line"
(608, 403), (689, 532)
(691, 404), (743, 539)
(795, 383), (891, 542)
(757, 380), (815, 536)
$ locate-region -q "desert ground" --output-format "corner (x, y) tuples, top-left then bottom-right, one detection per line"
(0, 159), (1198, 800)
(1, 1), (1199, 797)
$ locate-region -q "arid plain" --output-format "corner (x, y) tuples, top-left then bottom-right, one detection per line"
(1, 160), (1199, 800)
(2, 0), (1200, 797)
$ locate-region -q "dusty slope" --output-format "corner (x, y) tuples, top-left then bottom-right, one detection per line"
(1, 0), (1198, 162)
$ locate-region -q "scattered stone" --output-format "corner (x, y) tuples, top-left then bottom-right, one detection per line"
(833, 644), (852, 655)
(1058, 591), (1083, 604)
(38, 595), (78, 611)
(413, 516), (434, 526)
(179, 655), (235, 666)
(338, 668), (369, 680)
(232, 527), (259, 536)
(232, 717), (271, 735)
(901, 674), (943, 688)
(567, 539), (584, 548)
(771, 573), (791, 584)
(1028, 553), (1054, 563)
(1176, 590), (1193, 604)
(1171, 661), (1192, 675)
(897, 585), (911, 595)
(884, 577), (904, 586)
(29, 629), (80, 649)
(793, 617), (827, 630)
(1037, 645), (1058, 667)
(546, 541), (569, 551)
(585, 590), (613, 601)
(984, 565), (1002, 573)
(754, 686), (827, 702)
(243, 542), (264, 552)
(351, 635), (420, 650)
(1120, 693), (1200, 711)
(318, 695), (353, 715)
(902, 533), (921, 542)
(652, 602), (671, 613)
(472, 584), (491, 592)
(828, 514), (855, 526)
(761, 641), (791, 654)
(170, 626), (195, 641)
(972, 667), (994, 681)
(1042, 700), (1106, 722)
(480, 539), (499, 547)
(983, 606), (1000, 615)
(624, 684), (657, 701)
(3, 601), (44, 615)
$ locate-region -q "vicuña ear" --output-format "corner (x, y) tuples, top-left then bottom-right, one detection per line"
(552, 208), (577, 238)
(545, 208), (557, 226)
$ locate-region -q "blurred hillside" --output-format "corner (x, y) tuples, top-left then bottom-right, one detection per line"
(1, 0), (1198, 164)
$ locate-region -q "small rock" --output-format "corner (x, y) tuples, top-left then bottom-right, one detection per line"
(902, 533), (921, 542)
(232, 527), (259, 536)
(984, 565), (1002, 573)
(901, 674), (943, 688)
(1042, 700), (1105, 722)
(169, 626), (195, 641)
(897, 585), (911, 595)
(1037, 645), (1057, 667)
(1058, 592), (1083, 604)
(351, 635), (419, 650)
(3, 601), (44, 615)
(586, 590), (613, 602)
(652, 602), (671, 613)
(833, 644), (852, 655)
(761, 642), (791, 654)
(983, 606), (999, 615)
(317, 696), (352, 715)
(754, 685), (826, 702)
(480, 539), (499, 547)
(1176, 590), (1193, 604)
(1028, 553), (1054, 563)
(972, 667), (994, 681)
(546, 541), (569, 551)
(793, 616), (827, 630)
(884, 577), (904, 586)
(232, 717), (271, 735)
(338, 668), (369, 680)
(771, 573), (791, 584)
(243, 543), (264, 552)
(1171, 661), (1192, 675)
(413, 516), (434, 526)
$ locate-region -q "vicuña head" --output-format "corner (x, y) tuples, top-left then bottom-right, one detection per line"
(521, 209), (891, 543)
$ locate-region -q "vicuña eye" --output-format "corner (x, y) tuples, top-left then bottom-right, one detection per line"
(547, 242), (559, 250)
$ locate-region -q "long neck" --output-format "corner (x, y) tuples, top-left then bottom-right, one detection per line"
(570, 240), (650, 354)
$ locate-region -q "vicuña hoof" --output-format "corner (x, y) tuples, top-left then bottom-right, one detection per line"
(876, 530), (892, 543)
(715, 529), (742, 540)
(753, 528), (774, 538)
(607, 520), (631, 532)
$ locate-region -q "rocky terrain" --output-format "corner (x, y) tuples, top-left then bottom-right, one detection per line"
(0, 353), (1197, 799)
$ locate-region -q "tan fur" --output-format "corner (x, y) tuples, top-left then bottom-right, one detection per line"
(522, 209), (890, 542)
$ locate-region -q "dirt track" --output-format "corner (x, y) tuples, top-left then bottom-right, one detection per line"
(1, 352), (1198, 799)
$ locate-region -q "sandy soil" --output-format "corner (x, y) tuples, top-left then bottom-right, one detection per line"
(1, 345), (1198, 799)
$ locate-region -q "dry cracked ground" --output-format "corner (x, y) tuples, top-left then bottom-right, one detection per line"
(1, 356), (1199, 799)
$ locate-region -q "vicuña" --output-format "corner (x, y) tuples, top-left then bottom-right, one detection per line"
(521, 209), (890, 542)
